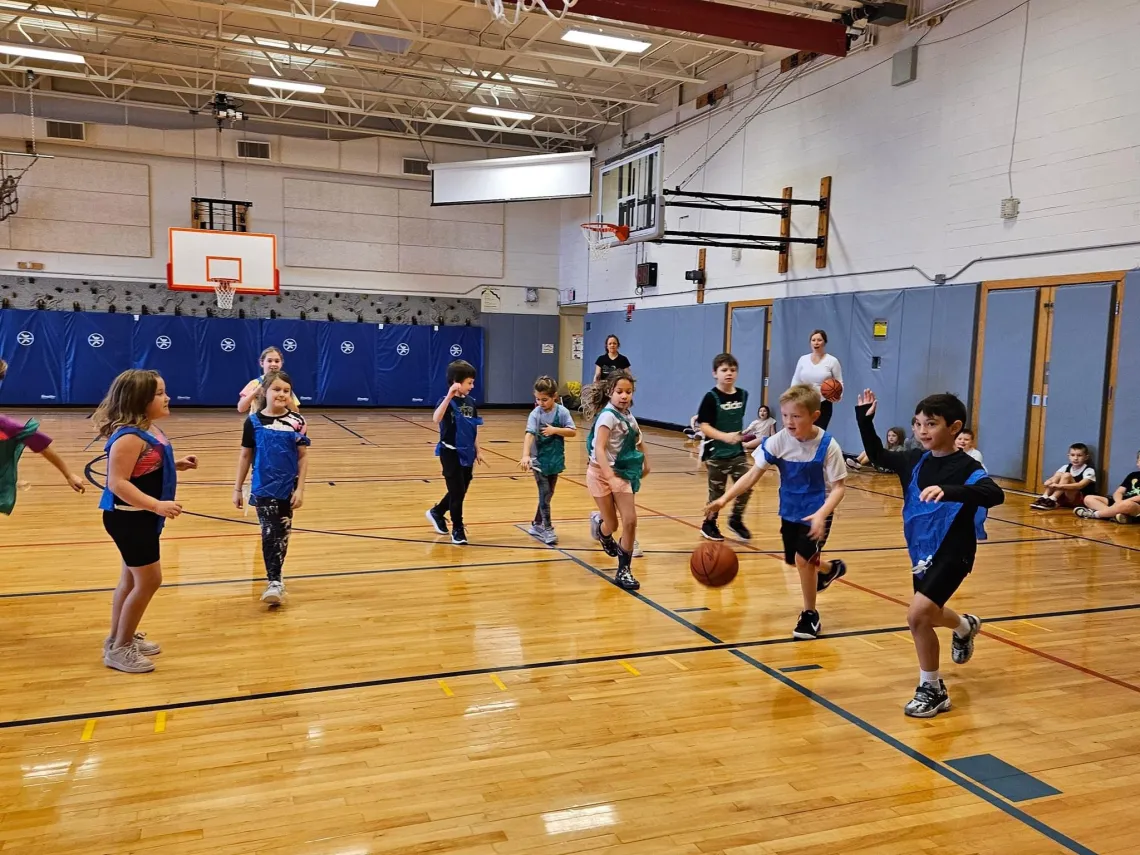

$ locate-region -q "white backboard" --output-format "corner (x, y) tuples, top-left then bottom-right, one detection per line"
(168, 228), (278, 294)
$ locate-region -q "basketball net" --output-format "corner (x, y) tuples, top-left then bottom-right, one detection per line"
(478, 0), (574, 25)
(581, 222), (630, 262)
(210, 278), (236, 310)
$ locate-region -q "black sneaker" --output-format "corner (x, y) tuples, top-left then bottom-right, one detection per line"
(904, 680), (951, 718)
(615, 565), (640, 590)
(727, 516), (751, 540)
(1029, 496), (1056, 510)
(701, 519), (724, 541)
(451, 526), (468, 546)
(951, 614), (981, 664)
(816, 559), (847, 592)
(793, 609), (820, 640)
(599, 532), (621, 557)
(426, 508), (448, 535)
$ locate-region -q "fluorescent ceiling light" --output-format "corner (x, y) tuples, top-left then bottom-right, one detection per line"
(561, 29), (650, 53)
(248, 76), (326, 94)
(0, 43), (85, 63)
(467, 105), (535, 121)
(333, 0), (380, 6)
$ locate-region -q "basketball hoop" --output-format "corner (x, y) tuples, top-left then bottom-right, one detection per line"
(581, 222), (631, 261)
(210, 278), (237, 310)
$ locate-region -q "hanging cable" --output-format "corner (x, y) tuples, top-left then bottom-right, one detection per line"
(1007, 1), (1031, 198)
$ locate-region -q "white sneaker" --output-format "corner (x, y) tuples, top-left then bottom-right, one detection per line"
(590, 512), (603, 543)
(527, 524), (546, 540)
(104, 642), (155, 674)
(632, 540), (644, 558)
(261, 581), (285, 605)
(104, 631), (161, 657)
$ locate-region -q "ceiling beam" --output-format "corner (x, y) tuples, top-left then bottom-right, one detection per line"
(570, 0), (849, 56)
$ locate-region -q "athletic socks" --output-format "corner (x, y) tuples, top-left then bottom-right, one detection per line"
(953, 616), (972, 638)
(919, 669), (941, 687)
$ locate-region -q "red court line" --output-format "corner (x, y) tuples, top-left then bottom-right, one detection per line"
(838, 576), (1140, 696)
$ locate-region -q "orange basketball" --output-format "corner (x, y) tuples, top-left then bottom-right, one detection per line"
(690, 542), (739, 587)
(820, 378), (843, 403)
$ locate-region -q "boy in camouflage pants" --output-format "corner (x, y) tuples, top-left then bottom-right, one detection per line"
(697, 353), (753, 541)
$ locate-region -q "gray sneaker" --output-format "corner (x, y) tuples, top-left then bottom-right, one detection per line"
(590, 511), (603, 543)
(541, 526), (558, 545)
(527, 523), (546, 540)
(104, 632), (161, 657)
(261, 581), (285, 605)
(104, 642), (155, 674)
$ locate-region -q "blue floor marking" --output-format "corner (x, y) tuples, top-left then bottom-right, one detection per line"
(779, 664), (822, 673)
(947, 754), (1062, 802)
(554, 547), (1098, 855)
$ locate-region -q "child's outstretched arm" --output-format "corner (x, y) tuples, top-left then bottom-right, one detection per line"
(922, 476), (1004, 508)
(38, 444), (85, 493)
(705, 464), (765, 516)
(519, 431), (535, 470)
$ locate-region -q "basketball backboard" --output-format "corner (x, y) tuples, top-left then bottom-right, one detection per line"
(168, 228), (278, 294)
(596, 141), (663, 245)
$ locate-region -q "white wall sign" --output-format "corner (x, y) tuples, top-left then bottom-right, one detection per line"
(542, 343), (554, 354)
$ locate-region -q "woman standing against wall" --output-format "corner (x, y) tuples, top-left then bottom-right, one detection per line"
(792, 329), (843, 429)
(593, 335), (631, 383)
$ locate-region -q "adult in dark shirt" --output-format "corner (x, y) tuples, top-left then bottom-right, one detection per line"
(593, 335), (631, 383)
(856, 388), (1004, 719)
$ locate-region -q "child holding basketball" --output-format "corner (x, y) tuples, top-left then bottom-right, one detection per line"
(0, 358), (86, 514)
(583, 369), (647, 591)
(233, 370), (311, 605)
(706, 384), (848, 640)
(856, 388), (1004, 718)
(96, 369), (198, 673)
(238, 346), (300, 413)
(698, 353), (753, 542)
(518, 376), (576, 545)
(426, 360), (485, 546)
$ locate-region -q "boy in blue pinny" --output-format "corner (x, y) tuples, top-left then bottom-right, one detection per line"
(426, 360), (485, 546)
(708, 384), (849, 641)
(856, 388), (1004, 718)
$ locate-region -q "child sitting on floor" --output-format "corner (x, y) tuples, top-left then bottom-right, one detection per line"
(1074, 453), (1140, 523)
(1031, 443), (1096, 510)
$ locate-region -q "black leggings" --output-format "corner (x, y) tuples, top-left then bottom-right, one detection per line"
(532, 472), (559, 528)
(434, 449), (474, 530)
(255, 498), (293, 583)
(816, 399), (834, 430)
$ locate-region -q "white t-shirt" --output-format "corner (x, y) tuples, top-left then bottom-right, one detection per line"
(965, 448), (984, 465)
(753, 427), (848, 489)
(1055, 463), (1096, 484)
(590, 408), (640, 466)
(791, 353), (843, 390)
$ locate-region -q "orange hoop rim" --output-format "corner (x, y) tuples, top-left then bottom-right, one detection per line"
(580, 222), (630, 242)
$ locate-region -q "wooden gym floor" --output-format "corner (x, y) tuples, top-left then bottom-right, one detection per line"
(1, 408), (1139, 855)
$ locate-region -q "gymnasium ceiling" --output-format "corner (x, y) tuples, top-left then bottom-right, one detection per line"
(0, 0), (878, 152)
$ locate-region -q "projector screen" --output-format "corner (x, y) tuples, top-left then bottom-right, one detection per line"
(430, 150), (593, 205)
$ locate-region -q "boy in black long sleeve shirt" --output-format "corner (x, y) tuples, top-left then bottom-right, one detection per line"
(856, 389), (1004, 718)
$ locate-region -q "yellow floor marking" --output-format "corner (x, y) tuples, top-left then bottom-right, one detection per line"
(490, 674), (507, 691)
(438, 680), (454, 697)
(80, 719), (96, 742)
(858, 637), (883, 649)
(154, 711), (167, 733)
(1020, 620), (1053, 632)
(989, 624), (1019, 636)
(663, 656), (689, 671)
(620, 660), (641, 676)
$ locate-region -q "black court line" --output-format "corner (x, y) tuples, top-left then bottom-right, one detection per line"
(552, 547), (1098, 855)
(0, 557), (570, 600)
(3, 598), (1140, 734)
(322, 414), (378, 446)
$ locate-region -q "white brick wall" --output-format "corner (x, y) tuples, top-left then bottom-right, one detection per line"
(584, 0), (1140, 309)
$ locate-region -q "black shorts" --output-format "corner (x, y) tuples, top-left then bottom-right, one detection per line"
(913, 550), (974, 607)
(103, 510), (162, 567)
(780, 515), (833, 565)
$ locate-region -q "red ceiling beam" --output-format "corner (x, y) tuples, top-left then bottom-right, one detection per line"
(569, 0), (849, 57)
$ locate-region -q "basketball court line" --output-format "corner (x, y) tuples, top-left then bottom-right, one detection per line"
(321, 413), (379, 446)
(552, 547), (1099, 855)
(5, 597), (1133, 734)
(0, 556), (571, 599)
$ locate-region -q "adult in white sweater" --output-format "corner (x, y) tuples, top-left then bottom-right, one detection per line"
(791, 329), (843, 429)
